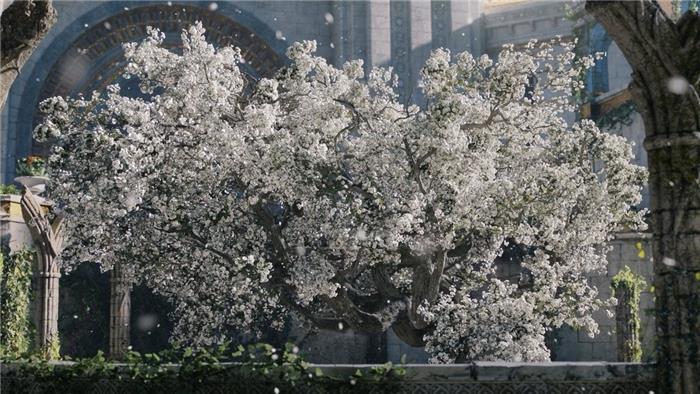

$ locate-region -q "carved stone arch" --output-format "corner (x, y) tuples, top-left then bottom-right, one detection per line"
(606, 41), (633, 93)
(8, 2), (286, 359)
(2, 1), (286, 182)
(588, 23), (612, 95)
(33, 3), (285, 132)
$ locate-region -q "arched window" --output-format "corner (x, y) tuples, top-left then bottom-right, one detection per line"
(587, 23), (611, 96)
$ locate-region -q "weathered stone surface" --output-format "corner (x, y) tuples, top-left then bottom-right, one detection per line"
(586, 1), (700, 391)
(109, 263), (131, 360)
(20, 187), (63, 358)
(0, 0), (56, 111)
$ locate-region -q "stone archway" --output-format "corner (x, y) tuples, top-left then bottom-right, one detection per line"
(34, 3), (284, 132)
(23, 3), (286, 359)
(0, 1), (287, 183)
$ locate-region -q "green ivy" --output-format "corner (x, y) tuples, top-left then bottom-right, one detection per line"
(44, 335), (61, 360)
(15, 156), (46, 177)
(0, 249), (35, 359)
(597, 101), (638, 131)
(611, 266), (646, 362)
(0, 184), (20, 194)
(4, 342), (406, 393)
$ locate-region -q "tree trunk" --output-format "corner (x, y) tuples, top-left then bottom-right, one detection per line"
(0, 0), (56, 111)
(586, 2), (700, 392)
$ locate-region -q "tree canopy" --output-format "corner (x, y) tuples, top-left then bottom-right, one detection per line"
(37, 23), (646, 362)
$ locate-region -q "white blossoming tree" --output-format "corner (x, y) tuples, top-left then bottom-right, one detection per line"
(36, 23), (646, 362)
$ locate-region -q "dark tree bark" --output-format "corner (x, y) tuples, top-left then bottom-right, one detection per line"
(586, 2), (700, 392)
(0, 0), (56, 111)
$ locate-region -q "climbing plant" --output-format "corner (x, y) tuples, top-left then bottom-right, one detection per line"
(0, 184), (20, 194)
(611, 266), (646, 362)
(597, 101), (638, 131)
(0, 249), (35, 359)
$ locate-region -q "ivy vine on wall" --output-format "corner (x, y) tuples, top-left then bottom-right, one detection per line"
(0, 184), (20, 194)
(611, 266), (646, 362)
(0, 249), (36, 359)
(597, 101), (638, 131)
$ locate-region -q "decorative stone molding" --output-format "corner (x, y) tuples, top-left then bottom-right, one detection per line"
(482, 2), (574, 50)
(34, 3), (284, 133)
(643, 131), (700, 151)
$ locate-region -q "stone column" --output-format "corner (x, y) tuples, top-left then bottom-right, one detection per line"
(367, 1), (391, 68)
(19, 186), (62, 358)
(611, 266), (645, 362)
(36, 248), (60, 358)
(109, 262), (131, 359)
(586, 3), (700, 391)
(409, 0), (432, 104)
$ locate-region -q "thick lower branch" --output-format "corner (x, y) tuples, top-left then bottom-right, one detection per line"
(407, 250), (446, 329)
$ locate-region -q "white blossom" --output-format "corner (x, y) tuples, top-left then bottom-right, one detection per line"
(38, 24), (646, 360)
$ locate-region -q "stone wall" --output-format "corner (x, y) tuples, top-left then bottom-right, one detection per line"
(553, 233), (655, 362)
(482, 1), (575, 53)
(0, 194), (34, 253)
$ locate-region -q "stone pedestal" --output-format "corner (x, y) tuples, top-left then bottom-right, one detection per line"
(0, 194), (35, 252)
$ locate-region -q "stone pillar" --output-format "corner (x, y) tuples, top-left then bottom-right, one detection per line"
(109, 262), (131, 359)
(390, 0), (411, 100)
(367, 1), (391, 68)
(448, 0), (482, 56)
(615, 285), (638, 361)
(611, 266), (645, 362)
(19, 186), (62, 358)
(646, 139), (700, 390)
(36, 247), (60, 358)
(586, 3), (700, 391)
(409, 0), (432, 104)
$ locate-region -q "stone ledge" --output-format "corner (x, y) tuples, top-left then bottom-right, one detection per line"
(0, 361), (655, 382)
(613, 232), (653, 240)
